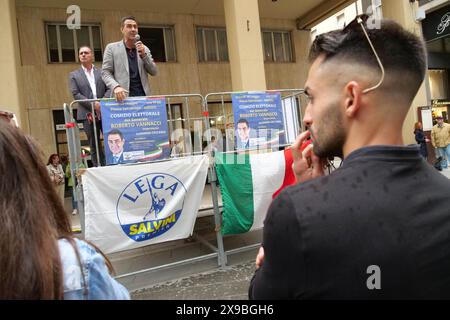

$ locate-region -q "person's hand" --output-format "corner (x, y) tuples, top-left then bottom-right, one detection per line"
(135, 41), (146, 58)
(425, 138), (430, 143)
(291, 131), (326, 184)
(114, 86), (127, 102)
(55, 175), (63, 185)
(94, 101), (101, 120)
(255, 247), (265, 269)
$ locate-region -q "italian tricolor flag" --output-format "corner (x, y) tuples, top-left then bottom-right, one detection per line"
(215, 149), (295, 235)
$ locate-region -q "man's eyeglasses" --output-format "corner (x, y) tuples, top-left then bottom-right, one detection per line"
(343, 14), (385, 94)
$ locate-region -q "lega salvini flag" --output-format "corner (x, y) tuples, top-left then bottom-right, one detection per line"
(82, 155), (209, 254)
(215, 149), (295, 235)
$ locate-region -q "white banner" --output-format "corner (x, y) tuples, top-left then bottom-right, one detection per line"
(82, 155), (209, 254)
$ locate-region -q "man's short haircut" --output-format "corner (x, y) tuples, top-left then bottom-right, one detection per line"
(121, 16), (137, 27)
(107, 129), (124, 140)
(237, 118), (249, 127)
(309, 18), (427, 100)
(78, 45), (92, 54)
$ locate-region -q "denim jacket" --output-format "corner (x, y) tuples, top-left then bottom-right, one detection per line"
(58, 238), (130, 300)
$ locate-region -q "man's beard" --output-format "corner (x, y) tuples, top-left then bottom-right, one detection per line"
(311, 104), (345, 159)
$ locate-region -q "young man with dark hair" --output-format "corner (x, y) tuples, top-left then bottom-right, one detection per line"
(249, 16), (450, 299)
(102, 16), (158, 102)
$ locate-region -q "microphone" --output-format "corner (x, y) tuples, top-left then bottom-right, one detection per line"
(134, 34), (146, 58)
(134, 34), (140, 45)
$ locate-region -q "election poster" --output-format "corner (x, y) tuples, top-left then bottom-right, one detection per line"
(100, 97), (170, 165)
(231, 92), (285, 150)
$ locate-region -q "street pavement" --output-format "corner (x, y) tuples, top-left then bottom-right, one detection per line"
(131, 261), (255, 300)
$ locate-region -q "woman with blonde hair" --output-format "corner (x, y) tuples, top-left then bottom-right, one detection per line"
(0, 122), (129, 299)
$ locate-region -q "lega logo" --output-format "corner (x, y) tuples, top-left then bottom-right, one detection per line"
(116, 173), (186, 242)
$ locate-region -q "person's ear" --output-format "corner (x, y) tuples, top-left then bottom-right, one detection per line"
(343, 81), (363, 118)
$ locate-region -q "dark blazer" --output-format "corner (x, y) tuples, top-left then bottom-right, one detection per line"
(68, 66), (111, 120)
(249, 146), (450, 299)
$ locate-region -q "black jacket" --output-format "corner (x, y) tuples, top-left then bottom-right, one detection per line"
(414, 128), (428, 158)
(68, 66), (111, 120)
(249, 145), (450, 299)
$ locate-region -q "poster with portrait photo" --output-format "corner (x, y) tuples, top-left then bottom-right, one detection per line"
(231, 92), (286, 150)
(100, 97), (170, 165)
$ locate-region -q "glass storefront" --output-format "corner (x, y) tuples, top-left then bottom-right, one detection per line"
(422, 3), (450, 124)
(429, 69), (450, 124)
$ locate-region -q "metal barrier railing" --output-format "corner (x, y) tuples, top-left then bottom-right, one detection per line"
(64, 93), (228, 280)
(203, 89), (304, 265)
(204, 89), (305, 151)
(64, 89), (305, 282)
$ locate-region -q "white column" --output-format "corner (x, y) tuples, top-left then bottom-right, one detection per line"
(224, 0), (266, 91)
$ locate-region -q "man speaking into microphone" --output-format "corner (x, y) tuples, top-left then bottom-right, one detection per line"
(102, 16), (158, 101)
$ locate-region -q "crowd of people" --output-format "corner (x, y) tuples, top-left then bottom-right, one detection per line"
(2, 13), (450, 300)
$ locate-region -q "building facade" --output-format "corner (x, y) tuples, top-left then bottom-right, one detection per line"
(0, 0), (434, 158)
(420, 0), (450, 127)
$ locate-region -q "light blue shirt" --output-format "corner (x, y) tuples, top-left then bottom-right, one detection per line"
(58, 238), (130, 300)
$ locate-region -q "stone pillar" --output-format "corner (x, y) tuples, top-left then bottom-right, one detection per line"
(224, 0), (266, 91)
(0, 0), (25, 129)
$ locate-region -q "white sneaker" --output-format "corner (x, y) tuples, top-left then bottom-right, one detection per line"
(72, 209), (78, 215)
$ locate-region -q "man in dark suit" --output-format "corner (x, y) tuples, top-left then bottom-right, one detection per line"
(249, 16), (450, 299)
(69, 46), (111, 166)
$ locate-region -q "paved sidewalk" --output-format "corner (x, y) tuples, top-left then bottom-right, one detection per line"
(131, 261), (255, 300)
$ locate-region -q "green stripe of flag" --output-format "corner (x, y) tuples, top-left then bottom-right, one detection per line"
(215, 153), (254, 235)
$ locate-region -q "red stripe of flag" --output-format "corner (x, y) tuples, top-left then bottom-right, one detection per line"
(272, 148), (296, 199)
